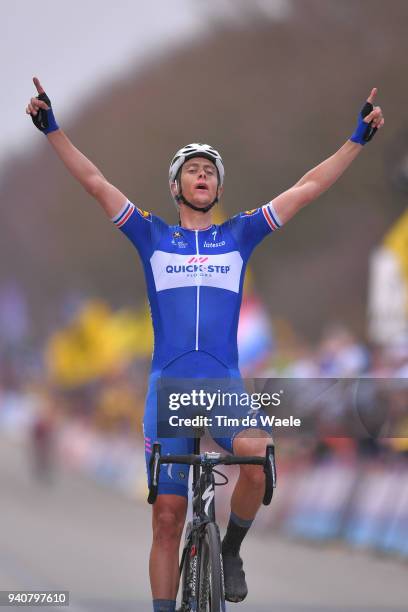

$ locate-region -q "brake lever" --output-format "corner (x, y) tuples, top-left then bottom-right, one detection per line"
(263, 444), (277, 506)
(147, 442), (161, 504)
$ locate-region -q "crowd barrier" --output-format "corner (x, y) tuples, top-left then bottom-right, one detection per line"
(265, 457), (408, 560)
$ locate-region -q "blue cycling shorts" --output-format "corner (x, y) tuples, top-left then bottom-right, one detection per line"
(143, 351), (271, 498)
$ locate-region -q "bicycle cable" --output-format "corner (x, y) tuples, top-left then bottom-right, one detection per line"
(213, 468), (229, 486)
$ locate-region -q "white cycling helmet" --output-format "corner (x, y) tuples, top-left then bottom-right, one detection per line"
(169, 143), (225, 186)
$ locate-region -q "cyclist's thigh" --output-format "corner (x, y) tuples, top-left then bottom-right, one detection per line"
(144, 371), (194, 499)
(214, 418), (272, 454)
(211, 368), (272, 454)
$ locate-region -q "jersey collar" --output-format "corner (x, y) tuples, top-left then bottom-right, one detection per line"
(178, 224), (215, 232)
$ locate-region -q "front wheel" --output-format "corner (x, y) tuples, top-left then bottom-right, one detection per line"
(198, 522), (225, 612)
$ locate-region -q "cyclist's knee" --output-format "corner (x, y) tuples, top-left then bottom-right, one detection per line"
(233, 430), (271, 456)
(233, 432), (271, 488)
(152, 496), (186, 549)
(240, 463), (265, 489)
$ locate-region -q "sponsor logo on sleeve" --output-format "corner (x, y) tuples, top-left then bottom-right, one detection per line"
(136, 207), (152, 221)
(240, 208), (260, 217)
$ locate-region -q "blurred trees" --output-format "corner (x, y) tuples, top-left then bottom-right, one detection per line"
(1, 0), (407, 339)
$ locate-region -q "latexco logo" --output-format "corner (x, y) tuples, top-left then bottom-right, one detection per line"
(203, 240), (226, 248)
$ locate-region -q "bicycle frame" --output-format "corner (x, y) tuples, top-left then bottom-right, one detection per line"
(147, 437), (277, 611)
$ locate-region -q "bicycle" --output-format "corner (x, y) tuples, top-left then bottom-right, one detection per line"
(148, 435), (277, 611)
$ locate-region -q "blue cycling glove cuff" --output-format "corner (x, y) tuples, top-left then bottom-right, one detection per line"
(350, 101), (377, 145)
(31, 92), (59, 135)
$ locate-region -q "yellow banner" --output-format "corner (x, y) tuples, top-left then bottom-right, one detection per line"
(384, 209), (408, 285)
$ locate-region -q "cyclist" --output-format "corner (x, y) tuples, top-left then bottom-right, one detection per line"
(26, 77), (384, 611)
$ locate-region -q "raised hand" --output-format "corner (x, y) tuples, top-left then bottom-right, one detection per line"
(26, 76), (59, 134)
(362, 88), (384, 130)
(350, 87), (384, 145)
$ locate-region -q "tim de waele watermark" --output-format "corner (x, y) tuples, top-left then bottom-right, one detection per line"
(166, 389), (301, 428)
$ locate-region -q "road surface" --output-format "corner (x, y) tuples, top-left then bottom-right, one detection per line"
(0, 435), (406, 611)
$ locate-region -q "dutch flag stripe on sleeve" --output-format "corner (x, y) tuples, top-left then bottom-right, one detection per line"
(262, 202), (282, 231)
(112, 201), (135, 228)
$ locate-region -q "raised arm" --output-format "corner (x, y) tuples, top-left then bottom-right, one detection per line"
(271, 88), (385, 225)
(26, 77), (127, 218)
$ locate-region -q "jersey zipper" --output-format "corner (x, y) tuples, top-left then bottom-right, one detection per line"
(195, 230), (200, 351)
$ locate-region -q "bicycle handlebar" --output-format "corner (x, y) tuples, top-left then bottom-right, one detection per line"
(157, 454), (266, 466)
(147, 443), (277, 505)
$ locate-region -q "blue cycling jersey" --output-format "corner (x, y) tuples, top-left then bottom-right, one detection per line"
(112, 200), (282, 373)
(112, 199), (282, 497)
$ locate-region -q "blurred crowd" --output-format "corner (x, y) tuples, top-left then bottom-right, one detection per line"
(0, 281), (407, 447)
(264, 321), (408, 378)
(0, 281), (407, 558)
(0, 280), (407, 470)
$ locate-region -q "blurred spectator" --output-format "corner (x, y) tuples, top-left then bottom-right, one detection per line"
(29, 399), (57, 484)
(0, 282), (29, 349)
(317, 323), (370, 376)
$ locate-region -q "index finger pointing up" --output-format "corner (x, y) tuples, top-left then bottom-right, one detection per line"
(367, 87), (378, 104)
(33, 76), (45, 95)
